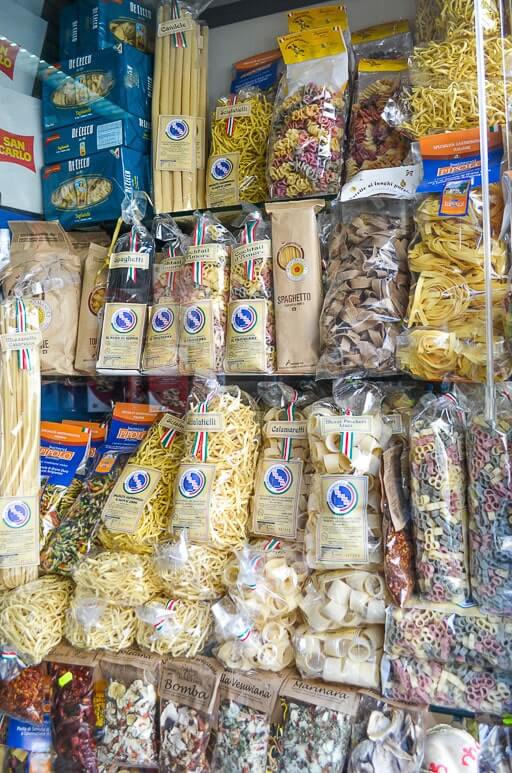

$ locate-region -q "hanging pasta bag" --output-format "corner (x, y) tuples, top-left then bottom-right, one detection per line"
(135, 596), (213, 657)
(154, 533), (230, 601)
(66, 594), (138, 652)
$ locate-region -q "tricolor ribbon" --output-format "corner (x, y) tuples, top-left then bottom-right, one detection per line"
(263, 537), (282, 552)
(226, 93), (238, 137)
(154, 599), (177, 632)
(164, 243), (178, 292)
(160, 426), (178, 448)
(280, 389), (298, 461)
(236, 625), (252, 642)
(191, 397), (211, 461)
(128, 227), (139, 283)
(339, 407), (354, 460)
(241, 217), (258, 281)
(171, 0), (187, 47)
(192, 216), (206, 286)
(15, 298), (32, 371)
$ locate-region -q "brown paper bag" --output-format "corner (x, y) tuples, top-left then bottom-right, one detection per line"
(67, 229), (111, 263)
(75, 243), (108, 374)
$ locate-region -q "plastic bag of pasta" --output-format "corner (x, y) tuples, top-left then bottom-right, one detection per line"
(251, 383), (315, 541)
(73, 551), (161, 606)
(154, 534), (230, 600)
(410, 394), (471, 605)
(305, 380), (392, 570)
(98, 412), (185, 554)
(352, 20), (413, 61)
(479, 723), (512, 773)
(225, 207), (276, 374)
(299, 570), (386, 631)
(65, 594), (137, 652)
(171, 380), (260, 550)
(135, 596), (212, 657)
(317, 200), (412, 378)
(207, 89), (273, 207)
(178, 212), (234, 374)
(267, 26), (349, 199)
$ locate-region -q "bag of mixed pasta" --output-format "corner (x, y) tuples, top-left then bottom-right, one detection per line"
(225, 206), (275, 374)
(352, 20), (413, 61)
(267, 27), (350, 199)
(171, 380), (260, 550)
(97, 650), (159, 769)
(2, 221), (81, 375)
(0, 664), (52, 724)
(97, 194), (155, 375)
(318, 199), (412, 378)
(305, 380), (392, 570)
(207, 88), (273, 207)
(179, 212), (234, 374)
(159, 656), (222, 773)
(74, 242), (108, 374)
(210, 669), (284, 773)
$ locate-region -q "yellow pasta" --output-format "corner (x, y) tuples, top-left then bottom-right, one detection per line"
(66, 595), (137, 652)
(136, 596), (212, 656)
(154, 539), (230, 601)
(73, 551), (164, 605)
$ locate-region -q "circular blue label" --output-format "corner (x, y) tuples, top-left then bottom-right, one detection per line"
(152, 306), (174, 333)
(326, 481), (358, 515)
(3, 500), (31, 529)
(264, 464), (293, 495)
(112, 307), (137, 334)
(231, 304), (257, 334)
(184, 306), (206, 335)
(166, 118), (190, 141)
(123, 470), (151, 495)
(179, 469), (206, 499)
(211, 157), (233, 181)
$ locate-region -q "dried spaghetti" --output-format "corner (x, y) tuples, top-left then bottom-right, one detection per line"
(136, 596), (212, 656)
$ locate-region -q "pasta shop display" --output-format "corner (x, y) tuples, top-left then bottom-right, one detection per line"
(66, 596), (138, 652)
(178, 212), (233, 375)
(207, 90), (273, 207)
(73, 552), (162, 606)
(135, 596), (213, 656)
(154, 535), (230, 600)
(172, 383), (260, 550)
(0, 664), (52, 725)
(317, 201), (412, 379)
(305, 381), (392, 570)
(409, 395), (470, 605)
(298, 570), (386, 631)
(226, 208), (276, 375)
(0, 299), (41, 591)
(267, 26), (349, 199)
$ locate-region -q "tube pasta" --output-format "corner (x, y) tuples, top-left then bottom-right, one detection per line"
(65, 595), (137, 652)
(73, 551), (163, 605)
(136, 596), (212, 656)
(299, 570), (386, 631)
(154, 538), (230, 601)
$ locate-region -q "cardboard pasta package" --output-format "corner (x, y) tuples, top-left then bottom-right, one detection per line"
(75, 243), (108, 374)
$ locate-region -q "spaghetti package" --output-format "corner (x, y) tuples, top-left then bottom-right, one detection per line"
(2, 221), (81, 376)
(305, 381), (392, 570)
(410, 395), (470, 605)
(0, 299), (41, 591)
(154, 535), (230, 600)
(251, 383), (314, 541)
(99, 412), (185, 554)
(318, 201), (412, 378)
(97, 651), (159, 769)
(267, 27), (349, 199)
(66, 595), (137, 652)
(299, 570), (387, 631)
(226, 208), (276, 374)
(135, 596), (212, 656)
(39, 422), (91, 545)
(0, 665), (52, 725)
(74, 242), (108, 374)
(73, 551), (161, 606)
(172, 382), (260, 550)
(178, 212), (233, 374)
(159, 657), (222, 773)
(207, 89), (273, 207)
(97, 195), (155, 375)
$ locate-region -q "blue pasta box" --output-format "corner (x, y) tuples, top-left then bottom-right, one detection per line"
(41, 44), (152, 130)
(80, 0), (155, 54)
(42, 146), (148, 229)
(43, 114), (151, 164)
(60, 1), (79, 58)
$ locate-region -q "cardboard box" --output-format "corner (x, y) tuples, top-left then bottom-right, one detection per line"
(42, 44), (152, 130)
(43, 114), (151, 164)
(0, 1), (48, 95)
(60, 1), (80, 58)
(80, 0), (155, 54)
(0, 87), (43, 214)
(42, 146), (147, 229)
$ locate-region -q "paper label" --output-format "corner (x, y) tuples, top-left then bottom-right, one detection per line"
(159, 256), (183, 273)
(233, 240), (272, 265)
(159, 414), (185, 433)
(102, 463), (162, 534)
(186, 244), (223, 264)
(382, 445), (407, 531)
(97, 302), (146, 372)
(158, 17), (195, 37)
(318, 415), (373, 436)
(352, 20), (410, 44)
(316, 475), (369, 565)
(225, 299), (267, 373)
(215, 103), (253, 120)
(219, 669), (282, 714)
(0, 496), (39, 570)
(109, 251), (150, 270)
(387, 414), (404, 435)
(97, 119), (123, 150)
(0, 331), (42, 351)
(179, 301), (215, 373)
(157, 115), (197, 172)
(252, 458), (303, 540)
(358, 57), (408, 72)
(265, 421), (307, 439)
(172, 463), (215, 542)
(185, 413), (225, 432)
(278, 27), (346, 65)
(143, 302), (179, 372)
(340, 164), (422, 202)
(288, 6), (349, 32)
(207, 152), (240, 208)
(281, 676), (358, 714)
(160, 658), (220, 713)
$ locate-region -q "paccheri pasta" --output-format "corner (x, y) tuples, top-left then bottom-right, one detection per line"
(299, 570), (386, 631)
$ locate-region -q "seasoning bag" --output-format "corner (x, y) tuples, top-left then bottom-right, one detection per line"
(305, 381), (392, 570)
(159, 656), (222, 772)
(299, 570), (386, 631)
(267, 27), (349, 198)
(39, 422), (91, 546)
(97, 651), (159, 768)
(266, 199), (324, 374)
(351, 20), (413, 61)
(73, 551), (161, 606)
(178, 212), (233, 374)
(210, 669), (284, 773)
(172, 381), (260, 550)
(135, 596), (213, 657)
(2, 221), (81, 375)
(65, 595), (137, 652)
(225, 207), (276, 374)
(154, 534), (230, 601)
(0, 665), (52, 725)
(251, 383), (315, 542)
(74, 242), (108, 374)
(278, 675), (359, 772)
(97, 195), (155, 374)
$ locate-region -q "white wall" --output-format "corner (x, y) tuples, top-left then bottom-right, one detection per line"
(207, 0), (416, 107)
